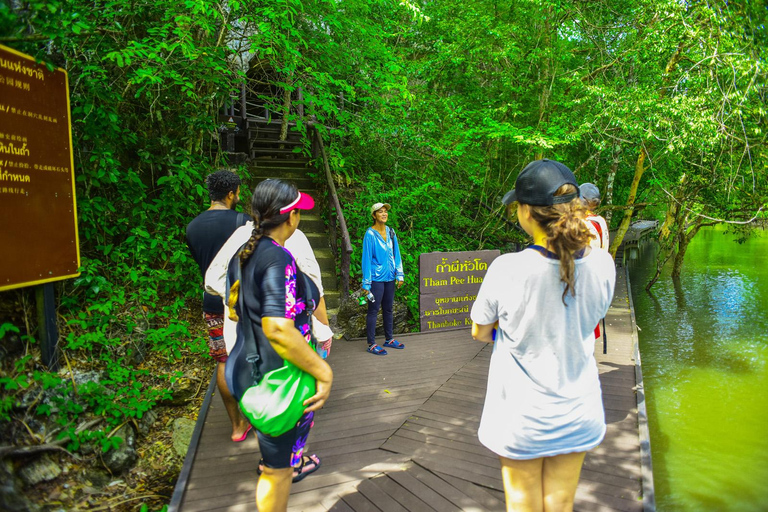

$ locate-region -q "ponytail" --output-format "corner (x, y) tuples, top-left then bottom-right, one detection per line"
(528, 184), (592, 304)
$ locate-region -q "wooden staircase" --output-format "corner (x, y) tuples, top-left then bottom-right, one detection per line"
(246, 119), (341, 313)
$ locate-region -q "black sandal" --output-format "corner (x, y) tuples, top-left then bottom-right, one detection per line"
(257, 454), (321, 483)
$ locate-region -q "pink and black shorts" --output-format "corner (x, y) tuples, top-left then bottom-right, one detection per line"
(203, 312), (228, 362)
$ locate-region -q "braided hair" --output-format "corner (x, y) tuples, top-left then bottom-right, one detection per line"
(228, 179), (297, 318)
(527, 184), (592, 304)
(237, 179), (297, 264)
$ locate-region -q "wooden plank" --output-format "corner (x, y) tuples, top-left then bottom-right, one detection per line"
(356, 478), (409, 512)
(341, 491), (380, 512)
(382, 434), (497, 470)
(426, 468), (506, 511)
(410, 453), (502, 491)
(388, 469), (462, 512)
(405, 462), (494, 512)
(327, 500), (355, 512)
(370, 474), (435, 512)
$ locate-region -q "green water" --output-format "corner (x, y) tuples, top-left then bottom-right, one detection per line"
(627, 227), (768, 511)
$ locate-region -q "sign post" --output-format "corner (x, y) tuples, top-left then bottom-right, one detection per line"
(0, 44), (80, 369)
(419, 250), (499, 332)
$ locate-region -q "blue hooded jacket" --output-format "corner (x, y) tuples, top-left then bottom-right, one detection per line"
(361, 226), (404, 290)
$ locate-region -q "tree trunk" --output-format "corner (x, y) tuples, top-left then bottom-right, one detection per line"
(279, 80), (292, 145)
(672, 217), (705, 278)
(609, 147), (646, 258)
(537, 4), (553, 128)
(603, 144), (620, 228)
(614, 41), (686, 261)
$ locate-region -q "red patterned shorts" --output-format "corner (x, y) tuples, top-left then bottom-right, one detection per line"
(203, 312), (228, 362)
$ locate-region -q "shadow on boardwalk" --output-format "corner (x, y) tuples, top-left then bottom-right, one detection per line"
(172, 268), (645, 511)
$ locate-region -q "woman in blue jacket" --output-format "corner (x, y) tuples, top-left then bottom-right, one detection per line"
(361, 202), (405, 355)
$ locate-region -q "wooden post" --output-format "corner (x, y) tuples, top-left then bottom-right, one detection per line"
(240, 83), (247, 120)
(35, 283), (59, 371)
(297, 87), (304, 119)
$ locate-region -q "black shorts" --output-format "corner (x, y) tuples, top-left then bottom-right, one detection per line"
(257, 412), (314, 468)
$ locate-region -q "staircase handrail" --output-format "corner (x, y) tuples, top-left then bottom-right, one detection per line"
(311, 126), (353, 298)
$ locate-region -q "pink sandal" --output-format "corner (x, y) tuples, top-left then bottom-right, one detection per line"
(232, 425), (252, 442)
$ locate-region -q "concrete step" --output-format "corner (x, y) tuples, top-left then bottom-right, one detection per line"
(247, 175), (317, 191)
(249, 159), (311, 170)
(311, 247), (335, 269)
(298, 213), (325, 231)
(248, 164), (314, 176)
(250, 139), (303, 148)
(251, 148), (306, 158)
(323, 289), (340, 310)
(305, 232), (330, 250)
(321, 269), (338, 289)
(248, 127), (302, 138)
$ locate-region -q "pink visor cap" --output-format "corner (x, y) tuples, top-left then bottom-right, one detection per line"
(279, 191), (315, 214)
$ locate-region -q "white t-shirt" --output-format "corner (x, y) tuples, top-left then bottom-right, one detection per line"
(205, 224), (331, 353)
(470, 248), (616, 459)
(585, 214), (609, 250)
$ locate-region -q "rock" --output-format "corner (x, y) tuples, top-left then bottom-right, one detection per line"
(0, 332), (24, 366)
(137, 408), (159, 436)
(172, 418), (196, 458)
(160, 376), (198, 406)
(83, 468), (110, 488)
(18, 453), (62, 486)
(71, 371), (103, 389)
(101, 424), (137, 474)
(338, 300), (409, 339)
(1, 458), (39, 512)
(223, 152), (249, 166)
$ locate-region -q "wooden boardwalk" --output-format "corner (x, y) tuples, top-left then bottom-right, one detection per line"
(171, 267), (648, 511)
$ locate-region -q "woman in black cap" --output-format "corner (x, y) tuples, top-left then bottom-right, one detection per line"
(470, 160), (616, 511)
(226, 179), (331, 511)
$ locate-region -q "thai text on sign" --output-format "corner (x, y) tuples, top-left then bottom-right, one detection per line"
(419, 250), (499, 332)
(0, 44), (80, 291)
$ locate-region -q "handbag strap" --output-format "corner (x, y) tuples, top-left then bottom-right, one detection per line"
(231, 253), (262, 384)
(588, 218), (604, 248)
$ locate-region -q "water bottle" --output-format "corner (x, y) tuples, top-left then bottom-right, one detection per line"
(366, 292), (375, 303)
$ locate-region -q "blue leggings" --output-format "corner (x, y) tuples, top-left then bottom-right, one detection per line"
(366, 280), (395, 345)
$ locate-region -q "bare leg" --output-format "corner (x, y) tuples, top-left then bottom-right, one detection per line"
(256, 466), (292, 512)
(542, 451), (586, 512)
(499, 456), (544, 512)
(216, 361), (249, 441)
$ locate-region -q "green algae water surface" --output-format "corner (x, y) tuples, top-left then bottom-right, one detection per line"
(627, 227), (768, 511)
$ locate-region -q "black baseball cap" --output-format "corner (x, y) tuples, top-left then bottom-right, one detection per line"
(502, 159), (579, 206)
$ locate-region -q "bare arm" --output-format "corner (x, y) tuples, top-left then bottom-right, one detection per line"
(262, 317), (333, 412)
(471, 322), (496, 344)
(313, 296), (329, 326)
